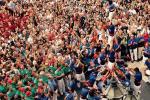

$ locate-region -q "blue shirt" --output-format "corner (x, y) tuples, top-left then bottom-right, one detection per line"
(109, 51), (115, 59)
(89, 73), (96, 85)
(125, 72), (131, 80)
(89, 72), (96, 79)
(91, 48), (96, 55)
(148, 38), (150, 43)
(82, 57), (91, 65)
(48, 79), (57, 92)
(128, 38), (138, 49)
(144, 47), (150, 54)
(66, 93), (74, 100)
(128, 38), (137, 45)
(97, 81), (103, 90)
(137, 36), (145, 47)
(88, 48), (95, 56)
(69, 81), (77, 90)
(37, 95), (48, 100)
(113, 44), (119, 50)
(89, 78), (96, 85)
(100, 53), (106, 60)
(122, 79), (130, 87)
(136, 36), (144, 42)
(87, 95), (100, 100)
(86, 43), (90, 48)
(145, 60), (150, 69)
(108, 25), (115, 35)
(80, 88), (89, 97)
(134, 72), (142, 82)
(109, 3), (115, 12)
(144, 47), (150, 57)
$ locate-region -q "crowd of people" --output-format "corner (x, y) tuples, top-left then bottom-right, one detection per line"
(0, 0), (150, 100)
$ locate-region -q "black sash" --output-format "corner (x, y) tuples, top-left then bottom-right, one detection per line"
(144, 53), (149, 57)
(129, 45), (137, 49)
(109, 58), (115, 63)
(138, 41), (145, 47)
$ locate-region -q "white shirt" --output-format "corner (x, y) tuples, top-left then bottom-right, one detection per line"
(129, 9), (137, 14)
(7, 1), (15, 10)
(27, 36), (33, 44)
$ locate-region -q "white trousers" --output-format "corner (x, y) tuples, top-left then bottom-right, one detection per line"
(108, 35), (114, 46)
(76, 72), (85, 88)
(134, 84), (141, 99)
(52, 90), (58, 100)
(143, 55), (148, 63)
(130, 48), (138, 61)
(76, 72), (85, 81)
(138, 47), (143, 59)
(107, 61), (115, 70)
(57, 79), (65, 95)
(64, 75), (72, 89)
(108, 11), (115, 21)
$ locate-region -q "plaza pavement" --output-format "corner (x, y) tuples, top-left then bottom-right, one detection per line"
(128, 61), (150, 100)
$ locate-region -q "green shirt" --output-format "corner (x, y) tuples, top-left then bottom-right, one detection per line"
(7, 91), (15, 98)
(62, 66), (71, 74)
(0, 85), (5, 93)
(19, 69), (27, 75)
(21, 50), (26, 57)
(26, 69), (32, 77)
(33, 78), (39, 87)
(102, 0), (107, 4)
(31, 87), (36, 96)
(11, 82), (17, 90)
(15, 90), (22, 96)
(25, 96), (34, 100)
(54, 70), (63, 76)
(40, 75), (49, 83)
(47, 66), (57, 73)
(0, 85), (8, 93)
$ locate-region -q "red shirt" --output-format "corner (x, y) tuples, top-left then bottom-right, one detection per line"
(144, 33), (149, 42)
(2, 32), (10, 38)
(48, 33), (55, 41)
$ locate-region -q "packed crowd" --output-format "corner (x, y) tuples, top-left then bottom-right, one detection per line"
(0, 0), (150, 100)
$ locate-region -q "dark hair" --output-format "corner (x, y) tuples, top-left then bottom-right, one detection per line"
(108, 0), (113, 5)
(134, 67), (139, 72)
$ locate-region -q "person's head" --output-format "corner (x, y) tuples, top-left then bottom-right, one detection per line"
(137, 32), (142, 37)
(148, 58), (150, 61)
(145, 42), (149, 47)
(130, 34), (134, 39)
(134, 67), (140, 72)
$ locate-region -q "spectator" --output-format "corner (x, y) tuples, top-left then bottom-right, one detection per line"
(134, 67), (142, 96)
(0, 0), (149, 99)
